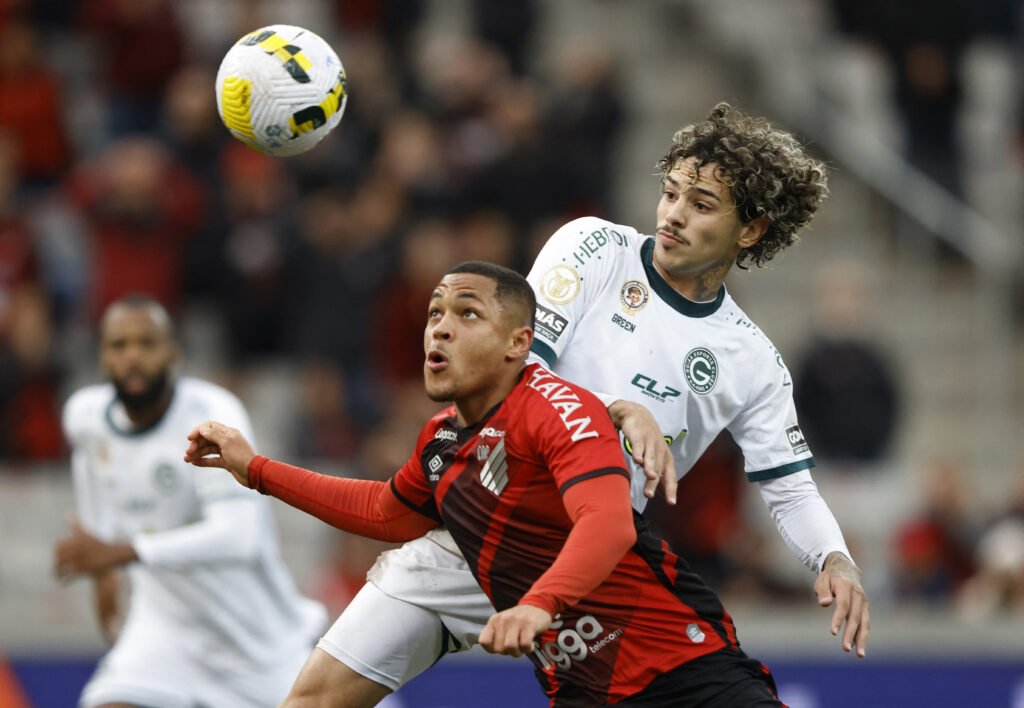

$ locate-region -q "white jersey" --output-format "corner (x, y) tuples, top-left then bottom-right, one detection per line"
(527, 216), (814, 510)
(64, 377), (326, 704)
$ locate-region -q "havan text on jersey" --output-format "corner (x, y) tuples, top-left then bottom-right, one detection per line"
(526, 367), (599, 441)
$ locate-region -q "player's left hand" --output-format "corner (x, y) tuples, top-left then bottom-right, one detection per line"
(813, 551), (869, 658)
(54, 517), (138, 580)
(480, 604), (553, 657)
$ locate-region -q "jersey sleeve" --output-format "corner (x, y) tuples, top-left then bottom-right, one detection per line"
(520, 369), (630, 493)
(63, 391), (117, 540)
(726, 349), (815, 482)
(526, 217), (631, 368)
(389, 418), (445, 523)
(513, 372), (634, 616)
(246, 456), (439, 541)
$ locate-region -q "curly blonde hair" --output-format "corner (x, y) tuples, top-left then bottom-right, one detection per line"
(656, 102), (829, 268)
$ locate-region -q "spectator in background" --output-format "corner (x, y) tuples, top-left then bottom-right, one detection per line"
(959, 471), (1024, 617)
(332, 0), (425, 74)
(456, 209), (520, 271)
(829, 0), (973, 198)
(373, 219), (458, 388)
(0, 137), (64, 462)
(64, 136), (204, 320)
(78, 0), (185, 137)
(467, 78), (569, 230)
(216, 142), (301, 364)
(891, 458), (978, 604)
(288, 185), (396, 451)
(0, 286), (64, 463)
(469, 0), (539, 76)
(546, 45), (626, 217)
(160, 64), (233, 305)
(794, 258), (901, 468)
(0, 16), (71, 188)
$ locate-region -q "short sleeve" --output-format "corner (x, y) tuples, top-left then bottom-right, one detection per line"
(526, 217), (634, 367)
(517, 369), (630, 494)
(727, 352), (815, 482)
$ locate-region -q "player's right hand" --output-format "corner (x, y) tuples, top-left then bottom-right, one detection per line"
(608, 400), (677, 505)
(184, 421), (256, 487)
(480, 604), (553, 657)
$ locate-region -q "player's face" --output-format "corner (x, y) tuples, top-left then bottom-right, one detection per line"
(653, 157), (764, 287)
(423, 273), (516, 412)
(100, 305), (178, 412)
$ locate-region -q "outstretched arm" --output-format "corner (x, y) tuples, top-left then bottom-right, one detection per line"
(758, 471), (869, 657)
(185, 422), (437, 542)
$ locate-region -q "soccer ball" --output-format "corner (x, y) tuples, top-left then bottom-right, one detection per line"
(215, 25), (348, 157)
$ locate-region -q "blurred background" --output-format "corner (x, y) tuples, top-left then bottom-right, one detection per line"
(1, 0), (1022, 706)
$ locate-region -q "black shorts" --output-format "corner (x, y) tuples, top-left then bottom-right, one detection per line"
(616, 647), (786, 707)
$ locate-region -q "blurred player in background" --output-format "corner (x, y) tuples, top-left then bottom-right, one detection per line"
(186, 262), (787, 706)
(282, 102), (869, 707)
(53, 294), (327, 708)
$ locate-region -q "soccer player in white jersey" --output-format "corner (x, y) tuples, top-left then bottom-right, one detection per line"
(270, 104), (870, 707)
(54, 294), (328, 708)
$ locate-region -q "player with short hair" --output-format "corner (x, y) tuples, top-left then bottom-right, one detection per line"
(54, 294), (327, 708)
(186, 262), (786, 706)
(225, 103), (869, 707)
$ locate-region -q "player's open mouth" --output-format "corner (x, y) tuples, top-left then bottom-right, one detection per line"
(426, 350), (449, 372)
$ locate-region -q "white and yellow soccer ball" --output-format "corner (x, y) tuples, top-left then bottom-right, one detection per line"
(215, 25), (348, 157)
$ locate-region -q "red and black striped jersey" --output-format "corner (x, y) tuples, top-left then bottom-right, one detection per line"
(392, 364), (742, 706)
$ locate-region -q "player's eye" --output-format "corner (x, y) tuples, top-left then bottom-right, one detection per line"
(462, 309), (479, 319)
(427, 308), (442, 320)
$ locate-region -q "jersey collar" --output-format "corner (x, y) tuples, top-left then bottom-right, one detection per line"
(103, 384), (178, 437)
(641, 238), (725, 318)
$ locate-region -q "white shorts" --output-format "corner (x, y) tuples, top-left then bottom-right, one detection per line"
(317, 529), (495, 691)
(80, 613), (308, 708)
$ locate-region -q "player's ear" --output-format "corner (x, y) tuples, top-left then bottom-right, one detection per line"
(738, 216), (769, 248)
(508, 326), (533, 361)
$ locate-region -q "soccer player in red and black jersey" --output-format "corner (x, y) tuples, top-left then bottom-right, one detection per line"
(185, 261), (785, 707)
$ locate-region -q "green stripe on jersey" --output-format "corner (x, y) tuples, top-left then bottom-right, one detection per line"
(531, 338), (557, 367)
(746, 457), (815, 482)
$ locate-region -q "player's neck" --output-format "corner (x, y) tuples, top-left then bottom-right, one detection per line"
(655, 260), (731, 302)
(454, 365), (524, 427)
(122, 386), (174, 430)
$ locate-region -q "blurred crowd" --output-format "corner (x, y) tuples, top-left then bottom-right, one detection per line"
(1, 0), (1022, 618)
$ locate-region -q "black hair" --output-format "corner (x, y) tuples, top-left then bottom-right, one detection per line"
(446, 261), (535, 330)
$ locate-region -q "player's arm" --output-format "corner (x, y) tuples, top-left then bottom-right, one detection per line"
(480, 472), (635, 657)
(185, 422), (438, 542)
(731, 356), (867, 657)
(758, 472), (868, 657)
(56, 410), (136, 581)
(91, 569), (122, 644)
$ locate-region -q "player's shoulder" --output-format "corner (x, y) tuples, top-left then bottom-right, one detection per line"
(721, 295), (784, 357)
(417, 405), (458, 446)
(176, 376), (244, 407)
(544, 217), (644, 256)
(513, 364), (613, 441)
(172, 376), (252, 429)
(63, 383), (114, 434)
